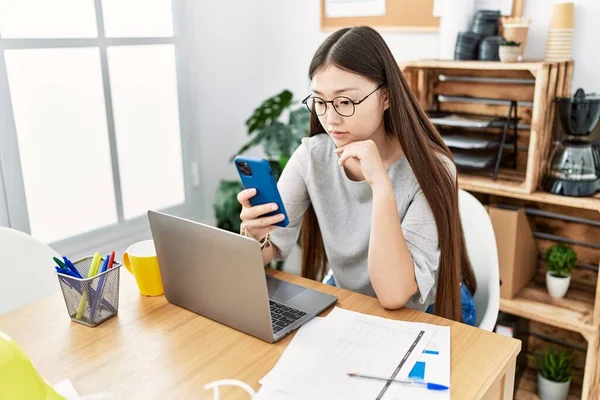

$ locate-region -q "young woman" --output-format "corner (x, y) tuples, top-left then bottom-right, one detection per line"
(237, 26), (477, 324)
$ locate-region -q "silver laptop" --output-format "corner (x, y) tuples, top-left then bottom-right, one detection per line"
(147, 210), (338, 343)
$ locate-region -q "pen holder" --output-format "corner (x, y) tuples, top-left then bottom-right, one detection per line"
(56, 256), (121, 327)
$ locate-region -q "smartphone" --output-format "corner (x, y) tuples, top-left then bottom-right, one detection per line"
(234, 156), (289, 228)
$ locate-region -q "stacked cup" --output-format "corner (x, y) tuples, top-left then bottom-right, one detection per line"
(545, 1), (574, 61)
(501, 17), (531, 59)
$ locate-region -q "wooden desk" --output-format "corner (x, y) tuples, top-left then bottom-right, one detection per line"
(0, 269), (520, 399)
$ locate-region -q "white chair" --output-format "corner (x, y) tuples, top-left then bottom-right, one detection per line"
(0, 227), (61, 315)
(458, 189), (500, 331)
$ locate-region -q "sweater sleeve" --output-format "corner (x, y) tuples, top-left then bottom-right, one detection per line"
(269, 140), (312, 260)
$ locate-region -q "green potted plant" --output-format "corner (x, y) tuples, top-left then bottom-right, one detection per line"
(544, 243), (577, 298)
(213, 89), (309, 269)
(530, 345), (572, 400)
(231, 89), (309, 179)
(499, 40), (522, 62)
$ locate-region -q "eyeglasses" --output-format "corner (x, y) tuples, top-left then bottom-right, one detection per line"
(302, 84), (385, 117)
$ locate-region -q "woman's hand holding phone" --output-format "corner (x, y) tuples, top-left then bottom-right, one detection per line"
(237, 188), (286, 241)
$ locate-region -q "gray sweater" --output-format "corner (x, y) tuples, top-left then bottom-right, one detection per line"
(270, 134), (454, 311)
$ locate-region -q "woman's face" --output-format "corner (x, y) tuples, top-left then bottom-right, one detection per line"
(310, 64), (389, 147)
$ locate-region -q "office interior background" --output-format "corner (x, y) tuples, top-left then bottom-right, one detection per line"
(1, 0), (598, 275)
(1, 1), (600, 399)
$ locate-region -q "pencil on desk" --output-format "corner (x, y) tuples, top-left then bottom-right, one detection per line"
(347, 373), (449, 391)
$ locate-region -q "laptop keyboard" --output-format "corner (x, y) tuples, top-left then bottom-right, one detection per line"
(269, 300), (307, 334)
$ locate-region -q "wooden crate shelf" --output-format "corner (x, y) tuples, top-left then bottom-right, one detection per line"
(486, 196), (600, 400)
(400, 60), (560, 73)
(500, 284), (596, 339)
(459, 175), (600, 213)
(401, 59), (573, 195)
(401, 59), (600, 399)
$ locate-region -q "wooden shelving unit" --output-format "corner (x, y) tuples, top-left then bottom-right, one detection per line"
(402, 59), (573, 194)
(500, 283), (597, 338)
(458, 176), (600, 212)
(402, 60), (600, 400)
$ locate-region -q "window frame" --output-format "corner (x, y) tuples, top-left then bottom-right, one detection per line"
(0, 0), (202, 257)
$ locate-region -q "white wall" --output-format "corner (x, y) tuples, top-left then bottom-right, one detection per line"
(260, 0), (440, 102)
(186, 1), (266, 221)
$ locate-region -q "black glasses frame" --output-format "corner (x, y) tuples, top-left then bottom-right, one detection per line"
(301, 84), (385, 117)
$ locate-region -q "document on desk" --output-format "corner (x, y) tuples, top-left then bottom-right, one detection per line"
(258, 307), (436, 400)
(391, 325), (451, 399)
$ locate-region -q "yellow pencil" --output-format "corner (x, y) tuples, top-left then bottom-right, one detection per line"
(76, 252), (102, 320)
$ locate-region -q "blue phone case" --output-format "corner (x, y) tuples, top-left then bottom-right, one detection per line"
(234, 156), (289, 228)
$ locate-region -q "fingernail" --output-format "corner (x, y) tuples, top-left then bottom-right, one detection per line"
(271, 204), (278, 210)
(250, 188), (256, 193)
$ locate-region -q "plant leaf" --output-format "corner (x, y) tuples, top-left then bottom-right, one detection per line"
(230, 128), (271, 161)
(545, 244), (577, 275)
(260, 122), (288, 158)
(245, 89), (293, 134)
(536, 345), (572, 383)
(213, 180), (244, 234)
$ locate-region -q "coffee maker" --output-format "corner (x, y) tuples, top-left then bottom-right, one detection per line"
(542, 88), (600, 197)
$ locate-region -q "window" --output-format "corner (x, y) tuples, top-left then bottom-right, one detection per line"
(0, 0), (200, 255)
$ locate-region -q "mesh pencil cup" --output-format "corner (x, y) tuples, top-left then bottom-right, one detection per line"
(55, 256), (121, 327)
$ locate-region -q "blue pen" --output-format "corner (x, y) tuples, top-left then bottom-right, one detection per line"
(55, 266), (79, 279)
(100, 256), (110, 274)
(347, 373), (449, 391)
(62, 256), (83, 279)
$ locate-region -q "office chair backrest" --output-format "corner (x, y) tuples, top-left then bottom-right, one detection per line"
(0, 227), (60, 315)
(458, 190), (500, 331)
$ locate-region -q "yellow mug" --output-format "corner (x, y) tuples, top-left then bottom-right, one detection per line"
(123, 240), (164, 296)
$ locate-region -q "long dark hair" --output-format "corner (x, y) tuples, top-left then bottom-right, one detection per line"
(300, 26), (476, 322)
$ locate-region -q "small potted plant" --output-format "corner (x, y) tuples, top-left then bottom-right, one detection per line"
(530, 345), (572, 400)
(544, 243), (577, 298)
(499, 40), (522, 62)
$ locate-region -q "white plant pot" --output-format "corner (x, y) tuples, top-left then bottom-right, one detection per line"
(499, 45), (522, 62)
(538, 373), (571, 400)
(546, 272), (571, 298)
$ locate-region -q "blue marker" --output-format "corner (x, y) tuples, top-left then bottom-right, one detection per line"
(100, 256), (110, 274)
(91, 255), (111, 320)
(347, 373), (448, 391)
(61, 256), (83, 279)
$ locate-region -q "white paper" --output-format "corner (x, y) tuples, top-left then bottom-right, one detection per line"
(254, 386), (298, 400)
(433, 0), (445, 17)
(326, 0), (386, 18)
(391, 326), (451, 399)
(259, 307), (435, 400)
(474, 0), (513, 16)
(53, 379), (81, 400)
